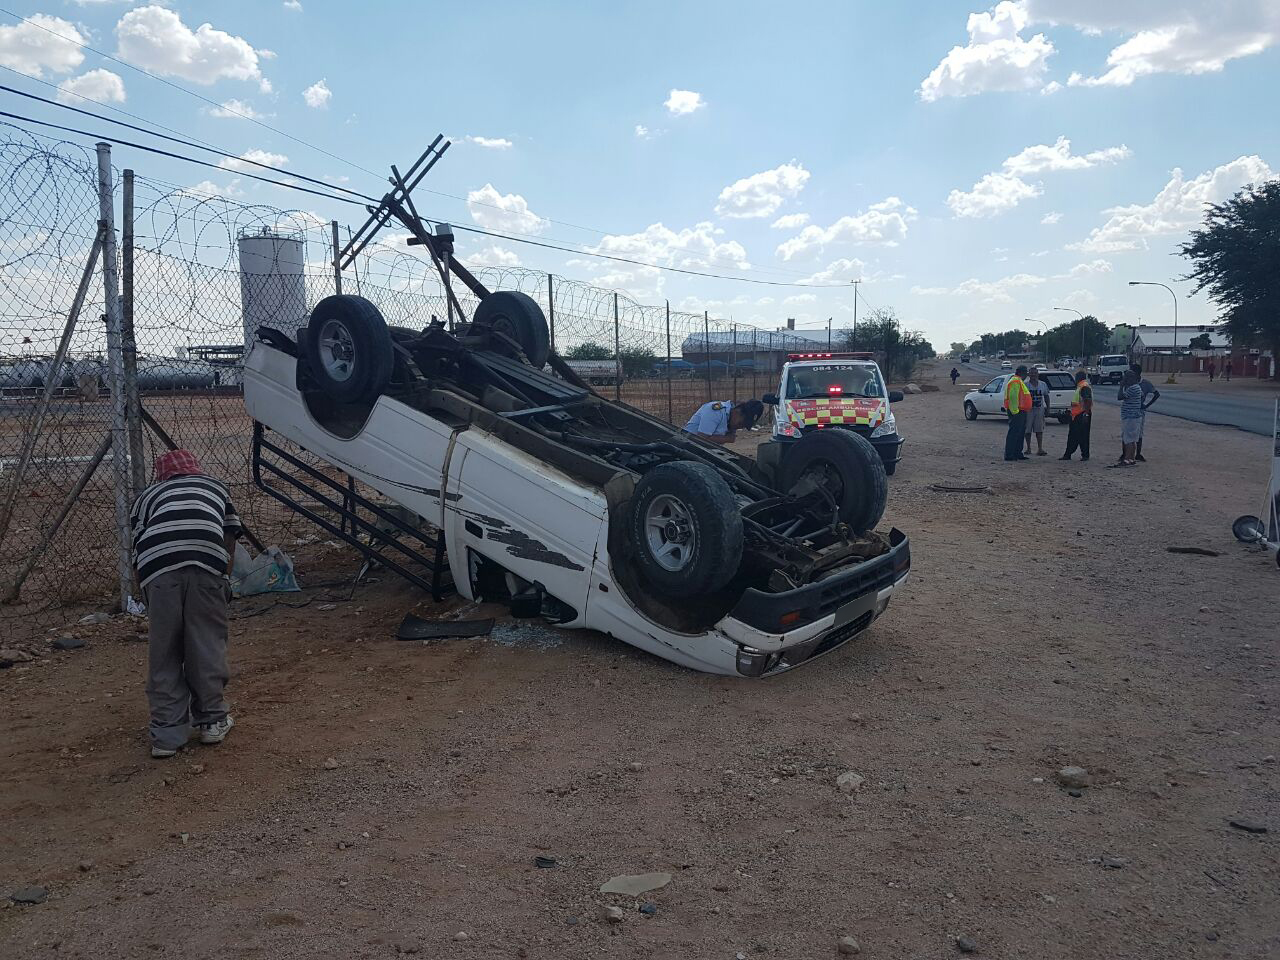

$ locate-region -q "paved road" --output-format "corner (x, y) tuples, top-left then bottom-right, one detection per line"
(958, 361), (1276, 437)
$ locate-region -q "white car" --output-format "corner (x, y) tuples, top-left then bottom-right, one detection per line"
(963, 371), (1076, 424)
(1032, 362), (1048, 372)
(1000, 359), (1013, 370)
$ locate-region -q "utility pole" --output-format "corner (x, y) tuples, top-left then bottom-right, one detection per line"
(851, 279), (861, 342)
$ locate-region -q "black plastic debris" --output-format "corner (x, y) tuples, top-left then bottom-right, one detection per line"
(396, 614), (494, 641)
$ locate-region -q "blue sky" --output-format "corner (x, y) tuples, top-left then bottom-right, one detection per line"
(2, 0), (1277, 348)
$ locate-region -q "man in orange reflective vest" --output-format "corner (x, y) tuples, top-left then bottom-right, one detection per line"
(1003, 365), (1032, 461)
(1061, 368), (1093, 461)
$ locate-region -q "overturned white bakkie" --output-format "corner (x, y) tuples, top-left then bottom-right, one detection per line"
(241, 143), (909, 676)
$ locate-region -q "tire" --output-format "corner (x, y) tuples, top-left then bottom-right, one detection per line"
(964, 401), (978, 421)
(305, 295), (393, 404)
(779, 429), (887, 533)
(628, 461), (743, 598)
(472, 291), (550, 368)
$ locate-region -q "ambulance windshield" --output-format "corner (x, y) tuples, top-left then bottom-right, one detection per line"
(786, 363), (885, 400)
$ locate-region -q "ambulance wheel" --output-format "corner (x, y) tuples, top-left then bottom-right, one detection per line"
(305, 295), (393, 404)
(779, 429), (887, 533)
(472, 291), (550, 368)
(629, 461), (743, 598)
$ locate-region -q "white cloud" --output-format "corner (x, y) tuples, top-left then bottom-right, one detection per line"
(770, 213), (810, 230)
(1041, 211), (1062, 224)
(209, 98), (270, 120)
(948, 172), (1042, 218)
(0, 14), (85, 77)
(715, 161), (810, 220)
(466, 244), (521, 268)
(1067, 258), (1112, 276)
(56, 69), (126, 105)
(948, 136), (1130, 218)
(913, 272), (1048, 303)
(182, 179), (244, 199)
(1027, 0), (1280, 87)
(592, 221), (750, 272)
(776, 198), (916, 260)
(116, 6), (265, 86)
(664, 89), (705, 115)
(283, 0), (303, 10)
(919, 1), (1055, 101)
(1068, 154), (1275, 252)
(466, 184), (547, 235)
(801, 258), (868, 284)
(784, 293), (818, 306)
(1040, 80), (1064, 94)
(218, 148), (288, 172)
(634, 124), (652, 139)
(465, 135), (513, 150)
(302, 78), (331, 109)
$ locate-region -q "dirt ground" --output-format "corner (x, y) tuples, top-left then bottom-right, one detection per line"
(2, 369), (1277, 959)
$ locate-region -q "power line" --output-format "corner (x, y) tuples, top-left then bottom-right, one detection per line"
(0, 5), (380, 180)
(0, 84), (380, 204)
(0, 110), (364, 206)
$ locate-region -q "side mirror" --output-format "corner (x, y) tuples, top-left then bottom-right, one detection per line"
(762, 393), (780, 406)
(888, 390), (904, 403)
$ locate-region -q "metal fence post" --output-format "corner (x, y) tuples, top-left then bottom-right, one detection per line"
(752, 327), (758, 399)
(121, 169), (145, 497)
(96, 142), (134, 612)
(731, 324), (738, 403)
(665, 300), (673, 424)
(703, 310), (712, 403)
(613, 291), (621, 402)
(330, 219), (343, 295)
(547, 273), (556, 354)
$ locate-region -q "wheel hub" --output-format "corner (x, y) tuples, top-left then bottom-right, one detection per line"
(318, 318), (356, 382)
(644, 494), (696, 572)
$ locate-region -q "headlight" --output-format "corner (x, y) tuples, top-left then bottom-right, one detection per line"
(871, 414), (896, 438)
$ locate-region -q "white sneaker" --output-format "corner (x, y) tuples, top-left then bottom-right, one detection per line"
(198, 715), (234, 745)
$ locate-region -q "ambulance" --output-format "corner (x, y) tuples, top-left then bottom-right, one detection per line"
(763, 352), (906, 475)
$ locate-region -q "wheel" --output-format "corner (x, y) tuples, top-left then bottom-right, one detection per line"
(964, 401), (978, 421)
(628, 461), (743, 597)
(884, 460), (897, 476)
(472, 291), (550, 368)
(778, 429), (888, 533)
(305, 295), (393, 404)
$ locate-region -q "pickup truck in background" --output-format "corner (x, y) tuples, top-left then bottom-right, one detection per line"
(565, 358), (622, 385)
(1089, 354), (1130, 385)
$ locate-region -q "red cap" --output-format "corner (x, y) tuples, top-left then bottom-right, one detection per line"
(154, 449), (203, 483)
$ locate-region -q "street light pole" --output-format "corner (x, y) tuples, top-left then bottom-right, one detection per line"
(1054, 306), (1086, 364)
(1128, 281), (1179, 384)
(1026, 317), (1048, 363)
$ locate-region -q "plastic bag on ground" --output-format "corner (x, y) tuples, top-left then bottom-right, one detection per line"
(231, 543), (300, 597)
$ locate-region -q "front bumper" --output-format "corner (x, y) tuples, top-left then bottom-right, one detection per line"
(719, 528), (911, 676)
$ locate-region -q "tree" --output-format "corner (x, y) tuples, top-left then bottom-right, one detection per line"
(1181, 179), (1280, 378)
(618, 346), (657, 377)
(1037, 316), (1110, 361)
(949, 341), (969, 356)
(1188, 332), (1212, 351)
(565, 341), (612, 361)
(841, 308), (933, 380)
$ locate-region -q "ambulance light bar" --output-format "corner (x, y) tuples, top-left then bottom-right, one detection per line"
(786, 352), (874, 361)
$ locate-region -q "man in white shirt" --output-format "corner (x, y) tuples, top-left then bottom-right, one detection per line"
(683, 399), (764, 445)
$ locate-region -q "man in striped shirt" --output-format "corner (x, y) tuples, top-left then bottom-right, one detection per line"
(130, 449), (241, 758)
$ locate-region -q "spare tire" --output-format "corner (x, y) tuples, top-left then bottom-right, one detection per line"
(628, 461), (743, 598)
(779, 429), (887, 533)
(472, 291), (550, 368)
(305, 295), (393, 404)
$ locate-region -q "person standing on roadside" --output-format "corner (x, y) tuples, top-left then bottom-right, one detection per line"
(950, 366), (960, 387)
(1224, 359), (1233, 381)
(1207, 359), (1216, 382)
(1109, 370), (1143, 467)
(1118, 362), (1160, 463)
(1003, 365), (1032, 461)
(1061, 368), (1093, 461)
(130, 449), (241, 759)
(1024, 366), (1050, 456)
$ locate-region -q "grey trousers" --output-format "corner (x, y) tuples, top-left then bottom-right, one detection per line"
(145, 566), (230, 750)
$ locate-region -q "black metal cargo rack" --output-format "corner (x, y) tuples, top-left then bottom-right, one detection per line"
(251, 422), (453, 601)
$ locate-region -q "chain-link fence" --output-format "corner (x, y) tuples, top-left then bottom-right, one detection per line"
(0, 125), (830, 640)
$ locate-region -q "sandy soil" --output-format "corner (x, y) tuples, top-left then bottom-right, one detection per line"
(2, 372), (1277, 959)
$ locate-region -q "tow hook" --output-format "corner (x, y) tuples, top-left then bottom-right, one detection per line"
(736, 646), (770, 677)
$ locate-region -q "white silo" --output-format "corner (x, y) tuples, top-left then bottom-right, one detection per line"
(237, 228), (308, 348)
